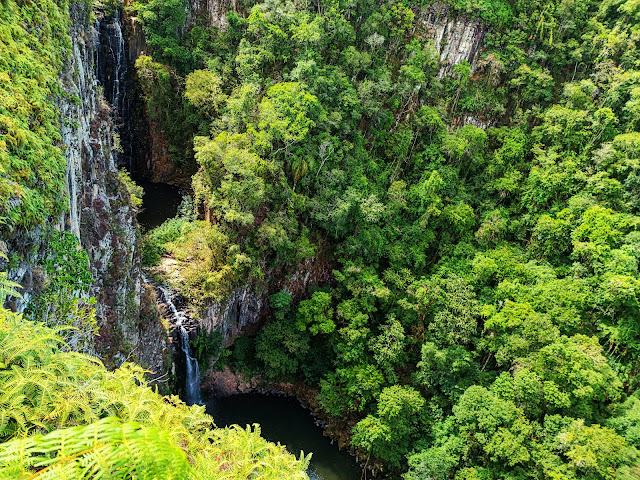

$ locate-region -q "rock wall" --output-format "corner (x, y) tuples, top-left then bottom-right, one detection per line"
(189, 0), (238, 29)
(198, 247), (334, 346)
(200, 286), (263, 344)
(6, 2), (170, 376)
(418, 3), (487, 78)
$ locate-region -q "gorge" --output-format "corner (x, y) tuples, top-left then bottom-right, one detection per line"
(2, 0), (640, 479)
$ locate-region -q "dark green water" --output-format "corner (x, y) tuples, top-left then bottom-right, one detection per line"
(137, 181), (183, 231)
(205, 393), (364, 480)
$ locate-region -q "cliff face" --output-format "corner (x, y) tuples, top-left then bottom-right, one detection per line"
(189, 0), (237, 29)
(7, 2), (169, 376)
(103, 7), (193, 187)
(418, 4), (487, 77)
(200, 287), (263, 344)
(75, 7), (171, 373)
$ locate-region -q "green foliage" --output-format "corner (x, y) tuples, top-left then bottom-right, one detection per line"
(0, 418), (190, 480)
(523, 335), (622, 422)
(0, 253), (22, 305)
(24, 231), (97, 351)
(256, 316), (309, 380)
(134, 55), (195, 166)
(142, 217), (192, 266)
(190, 329), (223, 372)
(296, 291), (334, 335)
(130, 0), (640, 476)
(117, 169), (144, 209)
(169, 221), (247, 304)
(0, 307), (310, 479)
(185, 69), (227, 118)
(130, 0), (193, 72)
(553, 420), (631, 480)
(0, 0), (72, 230)
(608, 392), (640, 448)
(352, 385), (425, 467)
(269, 290), (292, 320)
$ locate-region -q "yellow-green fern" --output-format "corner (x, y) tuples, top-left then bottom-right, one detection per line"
(0, 307), (310, 479)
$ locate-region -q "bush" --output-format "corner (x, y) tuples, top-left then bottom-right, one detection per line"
(142, 217), (192, 266)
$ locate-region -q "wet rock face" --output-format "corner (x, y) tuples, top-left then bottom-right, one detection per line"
(7, 2), (169, 375)
(59, 10), (142, 363)
(200, 287), (263, 344)
(189, 0), (237, 29)
(96, 10), (134, 170)
(418, 3), (487, 77)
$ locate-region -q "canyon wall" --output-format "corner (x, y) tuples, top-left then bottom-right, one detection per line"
(6, 2), (170, 378)
(418, 3), (487, 77)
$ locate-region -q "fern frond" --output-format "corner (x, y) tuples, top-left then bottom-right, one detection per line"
(0, 309), (310, 479)
(0, 418), (191, 480)
(0, 272), (22, 305)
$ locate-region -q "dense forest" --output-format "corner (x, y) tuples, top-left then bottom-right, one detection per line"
(135, 0), (640, 477)
(2, 0), (640, 478)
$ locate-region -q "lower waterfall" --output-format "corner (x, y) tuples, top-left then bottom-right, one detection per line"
(178, 319), (202, 406)
(152, 280), (201, 406)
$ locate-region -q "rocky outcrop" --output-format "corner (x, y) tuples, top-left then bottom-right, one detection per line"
(417, 4), (491, 128)
(200, 286), (263, 344)
(418, 3), (487, 77)
(189, 0), (238, 29)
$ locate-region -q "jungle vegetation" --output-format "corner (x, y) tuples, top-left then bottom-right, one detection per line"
(0, 1), (309, 478)
(0, 290), (310, 479)
(134, 0), (640, 477)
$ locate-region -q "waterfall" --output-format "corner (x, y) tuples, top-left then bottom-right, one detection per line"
(152, 280), (202, 406)
(97, 8), (133, 170)
(178, 322), (202, 406)
(110, 13), (126, 115)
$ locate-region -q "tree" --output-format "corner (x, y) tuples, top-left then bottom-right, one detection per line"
(193, 134), (273, 227)
(185, 69), (227, 118)
(482, 301), (559, 366)
(258, 82), (326, 156)
(452, 386), (533, 467)
(255, 316), (309, 379)
(371, 314), (406, 381)
(352, 385), (425, 467)
(554, 420), (631, 480)
(524, 335), (622, 421)
(296, 291), (335, 335)
(319, 364), (385, 416)
(417, 342), (479, 401)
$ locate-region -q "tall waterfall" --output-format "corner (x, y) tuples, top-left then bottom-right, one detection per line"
(154, 282), (202, 406)
(97, 8), (133, 169)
